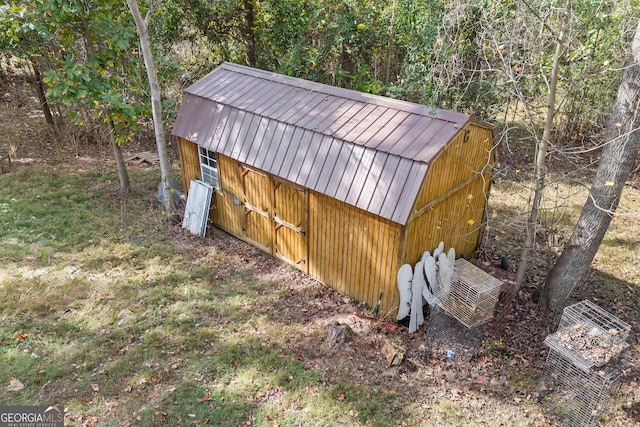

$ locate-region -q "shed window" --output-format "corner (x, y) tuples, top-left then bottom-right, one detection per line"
(199, 147), (220, 190)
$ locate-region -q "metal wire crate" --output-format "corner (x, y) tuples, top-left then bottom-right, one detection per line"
(544, 300), (630, 371)
(433, 258), (502, 329)
(424, 305), (485, 361)
(540, 348), (626, 426)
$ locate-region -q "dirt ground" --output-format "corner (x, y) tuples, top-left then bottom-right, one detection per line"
(177, 226), (639, 426)
(2, 73), (639, 426)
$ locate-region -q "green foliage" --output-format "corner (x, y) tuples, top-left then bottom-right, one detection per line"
(5, 0), (639, 144)
(0, 0), (181, 146)
(482, 338), (509, 360)
(37, 0), (149, 143)
(264, 0), (390, 91)
(42, 59), (145, 143)
(0, 3), (51, 50)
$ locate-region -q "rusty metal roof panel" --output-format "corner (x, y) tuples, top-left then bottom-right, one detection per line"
(174, 63), (494, 224)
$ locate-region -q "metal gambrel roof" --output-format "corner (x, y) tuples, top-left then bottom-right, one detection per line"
(173, 62), (490, 224)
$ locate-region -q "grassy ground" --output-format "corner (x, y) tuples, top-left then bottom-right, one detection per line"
(0, 165), (410, 426)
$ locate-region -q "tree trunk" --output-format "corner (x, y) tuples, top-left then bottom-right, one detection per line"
(127, 0), (177, 221)
(108, 119), (130, 196)
(541, 21), (640, 313)
(30, 61), (55, 126)
(514, 3), (569, 293)
(79, 6), (131, 194)
(242, 0), (257, 67)
(384, 0), (396, 86)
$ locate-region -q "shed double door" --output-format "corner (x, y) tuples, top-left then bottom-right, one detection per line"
(240, 164), (308, 272)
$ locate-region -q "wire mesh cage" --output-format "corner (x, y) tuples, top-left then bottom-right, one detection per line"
(544, 300), (630, 371)
(432, 258), (503, 328)
(540, 348), (626, 426)
(424, 305), (485, 361)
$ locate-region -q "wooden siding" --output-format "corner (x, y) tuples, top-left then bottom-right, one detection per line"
(308, 192), (402, 312)
(210, 154), (310, 272)
(214, 153), (244, 236)
(402, 124), (496, 265)
(177, 137), (201, 195)
(273, 178), (309, 271)
(240, 164), (273, 252)
(178, 137), (222, 225)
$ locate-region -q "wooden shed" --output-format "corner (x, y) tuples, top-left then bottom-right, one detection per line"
(172, 62), (496, 314)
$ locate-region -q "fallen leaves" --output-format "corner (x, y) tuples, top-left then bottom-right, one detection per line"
(78, 414), (99, 427)
(381, 340), (405, 367)
(7, 378), (24, 391)
(14, 331), (28, 341)
(197, 392), (212, 403)
(305, 385), (317, 396)
(90, 383), (99, 392)
(250, 385), (283, 403)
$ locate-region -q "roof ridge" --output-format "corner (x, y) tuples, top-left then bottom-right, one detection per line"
(197, 62), (471, 125)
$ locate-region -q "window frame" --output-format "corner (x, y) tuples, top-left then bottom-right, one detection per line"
(198, 147), (220, 191)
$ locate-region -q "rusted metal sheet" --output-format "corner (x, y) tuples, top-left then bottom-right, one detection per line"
(172, 62), (494, 225)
